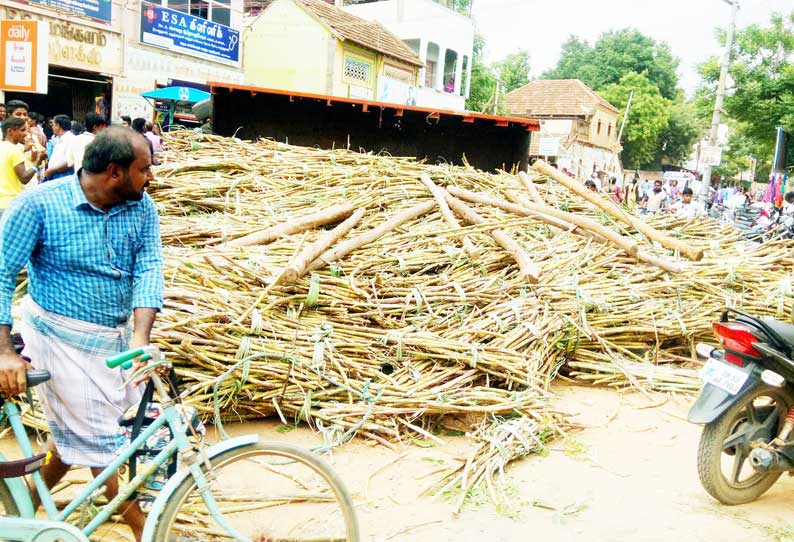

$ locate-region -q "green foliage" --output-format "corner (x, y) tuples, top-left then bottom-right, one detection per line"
(465, 33), (509, 114)
(601, 72), (671, 169)
(543, 29), (680, 99)
(543, 29), (698, 169)
(657, 96), (701, 165)
(497, 50), (531, 93)
(698, 11), (794, 180)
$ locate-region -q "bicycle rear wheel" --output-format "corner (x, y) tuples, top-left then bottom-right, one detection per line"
(152, 441), (359, 542)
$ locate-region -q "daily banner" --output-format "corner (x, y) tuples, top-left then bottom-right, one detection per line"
(140, 3), (239, 66)
(27, 0), (111, 24)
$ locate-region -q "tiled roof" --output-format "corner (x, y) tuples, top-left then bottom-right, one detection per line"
(505, 79), (619, 118)
(293, 0), (424, 67)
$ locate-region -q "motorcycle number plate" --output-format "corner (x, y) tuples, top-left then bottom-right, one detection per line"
(699, 358), (749, 395)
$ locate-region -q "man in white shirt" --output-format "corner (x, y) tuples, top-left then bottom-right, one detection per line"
(672, 187), (706, 219)
(643, 180), (667, 213)
(43, 115), (75, 181)
(69, 114), (107, 172)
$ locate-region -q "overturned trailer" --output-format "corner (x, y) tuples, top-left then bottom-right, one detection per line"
(208, 82), (540, 173)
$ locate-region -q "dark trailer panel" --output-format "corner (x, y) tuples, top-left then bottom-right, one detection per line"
(208, 83), (540, 173)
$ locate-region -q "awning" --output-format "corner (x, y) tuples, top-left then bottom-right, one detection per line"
(141, 86), (210, 103)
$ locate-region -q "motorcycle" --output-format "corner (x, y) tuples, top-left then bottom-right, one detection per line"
(689, 308), (794, 504)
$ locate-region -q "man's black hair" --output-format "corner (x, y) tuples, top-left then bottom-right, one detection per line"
(682, 187), (694, 196)
(71, 121), (84, 135)
(53, 114), (71, 131)
(84, 113), (107, 133)
(131, 117), (146, 134)
(120, 115), (131, 124)
(2, 117), (27, 138)
(82, 126), (140, 173)
(6, 100), (28, 115)
(786, 191), (794, 202)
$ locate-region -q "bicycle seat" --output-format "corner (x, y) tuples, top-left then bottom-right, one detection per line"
(0, 451), (49, 479)
(27, 370), (50, 388)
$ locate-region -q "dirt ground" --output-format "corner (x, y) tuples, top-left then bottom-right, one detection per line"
(4, 383), (794, 542)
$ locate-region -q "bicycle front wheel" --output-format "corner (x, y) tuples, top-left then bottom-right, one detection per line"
(153, 441), (360, 542)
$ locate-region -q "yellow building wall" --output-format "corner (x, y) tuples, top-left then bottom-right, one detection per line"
(332, 42), (380, 100)
(244, 0), (335, 94)
(588, 106), (619, 149)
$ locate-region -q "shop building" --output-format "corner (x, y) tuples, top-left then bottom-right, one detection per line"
(0, 1), (122, 121)
(0, 0), (244, 123)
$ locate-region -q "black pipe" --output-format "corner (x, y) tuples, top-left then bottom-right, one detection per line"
(773, 127), (788, 174)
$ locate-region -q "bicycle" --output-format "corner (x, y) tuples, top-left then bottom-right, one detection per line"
(0, 345), (360, 542)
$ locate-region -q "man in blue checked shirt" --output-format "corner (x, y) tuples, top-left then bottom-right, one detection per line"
(0, 126), (163, 541)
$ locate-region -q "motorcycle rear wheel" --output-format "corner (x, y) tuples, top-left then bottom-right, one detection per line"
(697, 384), (794, 505)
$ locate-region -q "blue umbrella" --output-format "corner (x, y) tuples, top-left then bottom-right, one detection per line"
(141, 86), (210, 103)
(141, 86), (211, 127)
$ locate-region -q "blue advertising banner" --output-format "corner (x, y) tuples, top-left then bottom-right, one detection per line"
(27, 0), (112, 23)
(140, 3), (240, 66)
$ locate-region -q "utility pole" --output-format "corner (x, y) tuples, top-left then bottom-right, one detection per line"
(700, 0), (739, 202)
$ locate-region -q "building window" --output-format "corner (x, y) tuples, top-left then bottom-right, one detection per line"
(597, 120), (602, 135)
(608, 123), (612, 138)
(162, 0), (231, 25)
(343, 55), (373, 87)
(425, 60), (436, 87)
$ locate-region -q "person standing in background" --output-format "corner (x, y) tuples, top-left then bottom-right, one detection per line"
(43, 116), (76, 182)
(70, 114), (107, 173)
(28, 114), (47, 148)
(0, 118), (43, 215)
(120, 116), (131, 128)
(0, 104), (6, 122)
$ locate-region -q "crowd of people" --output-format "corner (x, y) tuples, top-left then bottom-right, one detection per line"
(0, 101), (164, 216)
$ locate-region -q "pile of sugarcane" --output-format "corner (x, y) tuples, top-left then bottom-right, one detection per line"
(133, 131), (793, 500)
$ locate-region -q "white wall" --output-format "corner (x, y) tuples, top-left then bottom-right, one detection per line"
(343, 0), (473, 110)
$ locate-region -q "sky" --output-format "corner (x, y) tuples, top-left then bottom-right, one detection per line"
(471, 0), (791, 94)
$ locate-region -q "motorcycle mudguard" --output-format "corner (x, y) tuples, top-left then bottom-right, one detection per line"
(0, 450), (36, 518)
(688, 368), (761, 424)
(141, 434), (259, 542)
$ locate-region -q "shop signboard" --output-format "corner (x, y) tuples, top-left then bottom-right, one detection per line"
(0, 6), (123, 76)
(0, 19), (48, 93)
(140, 3), (240, 67)
(538, 136), (561, 157)
(700, 145), (723, 167)
(26, 0), (111, 24)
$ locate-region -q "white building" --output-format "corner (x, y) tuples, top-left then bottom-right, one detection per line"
(339, 0), (474, 111)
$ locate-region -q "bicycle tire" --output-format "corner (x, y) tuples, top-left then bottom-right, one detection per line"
(0, 480), (19, 517)
(152, 441), (360, 542)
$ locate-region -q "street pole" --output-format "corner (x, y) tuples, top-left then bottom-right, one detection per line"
(700, 0), (739, 202)
(616, 90), (634, 145)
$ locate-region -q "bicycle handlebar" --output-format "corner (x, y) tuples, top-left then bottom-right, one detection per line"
(106, 348), (154, 370)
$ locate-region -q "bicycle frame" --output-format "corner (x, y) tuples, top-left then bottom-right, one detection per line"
(0, 372), (256, 542)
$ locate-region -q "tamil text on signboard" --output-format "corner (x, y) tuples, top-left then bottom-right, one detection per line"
(1, 20), (48, 93)
(140, 3), (239, 66)
(27, 0), (111, 24)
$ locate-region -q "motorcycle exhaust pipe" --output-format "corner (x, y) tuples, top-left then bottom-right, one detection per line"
(749, 448), (794, 473)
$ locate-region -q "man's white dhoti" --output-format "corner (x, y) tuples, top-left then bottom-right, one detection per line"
(19, 297), (142, 467)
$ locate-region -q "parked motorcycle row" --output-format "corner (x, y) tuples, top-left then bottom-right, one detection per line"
(710, 201), (794, 243)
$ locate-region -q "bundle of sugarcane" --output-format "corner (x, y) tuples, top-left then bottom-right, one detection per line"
(145, 131), (794, 451)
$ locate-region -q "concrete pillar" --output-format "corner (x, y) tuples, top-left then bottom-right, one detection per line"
(434, 46), (445, 92)
(454, 51), (463, 95)
(464, 55), (472, 98)
(419, 39), (428, 87)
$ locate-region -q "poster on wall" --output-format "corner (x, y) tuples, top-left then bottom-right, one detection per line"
(25, 0), (111, 24)
(378, 77), (417, 106)
(0, 20), (48, 93)
(140, 3), (240, 66)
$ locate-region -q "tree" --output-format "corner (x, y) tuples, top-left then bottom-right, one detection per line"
(544, 29), (680, 99)
(697, 11), (794, 180)
(601, 72), (671, 170)
(495, 50), (531, 93)
(656, 96), (701, 166)
(465, 33), (500, 113)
